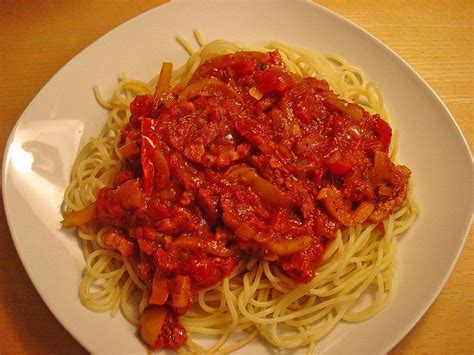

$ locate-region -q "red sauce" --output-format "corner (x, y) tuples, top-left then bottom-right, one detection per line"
(94, 51), (410, 349)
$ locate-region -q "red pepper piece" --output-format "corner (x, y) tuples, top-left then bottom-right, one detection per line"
(130, 95), (155, 118)
(255, 69), (293, 94)
(141, 117), (157, 194)
(373, 115), (392, 152)
(329, 161), (352, 175)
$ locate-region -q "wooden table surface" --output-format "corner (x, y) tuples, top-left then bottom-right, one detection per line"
(1, 1), (472, 353)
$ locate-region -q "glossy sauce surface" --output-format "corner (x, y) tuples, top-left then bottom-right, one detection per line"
(95, 51), (409, 349)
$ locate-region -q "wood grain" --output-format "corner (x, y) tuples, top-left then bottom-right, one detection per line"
(0, 1), (472, 353)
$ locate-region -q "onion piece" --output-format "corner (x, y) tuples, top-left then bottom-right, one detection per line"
(290, 122), (302, 136)
(179, 78), (227, 100)
(224, 166), (257, 181)
(397, 165), (412, 177)
(149, 273), (169, 305)
(139, 305), (167, 348)
(317, 187), (374, 226)
(118, 141), (140, 158)
(171, 236), (236, 257)
(378, 185), (393, 197)
(250, 175), (294, 208)
(372, 150), (393, 182)
(101, 228), (135, 256)
(116, 179), (143, 209)
(225, 166), (294, 208)
(153, 149), (170, 187)
(172, 275), (191, 308)
(326, 93), (363, 121)
(235, 223), (256, 240)
(249, 87), (263, 100)
(265, 235), (313, 256)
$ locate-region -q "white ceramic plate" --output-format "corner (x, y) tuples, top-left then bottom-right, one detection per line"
(3, 0), (472, 353)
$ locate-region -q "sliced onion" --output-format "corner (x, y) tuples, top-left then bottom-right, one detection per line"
(153, 149), (170, 187)
(116, 179), (143, 209)
(179, 78), (230, 100)
(249, 87), (263, 100)
(172, 275), (191, 308)
(373, 150), (393, 182)
(326, 93), (363, 121)
(224, 166), (294, 208)
(265, 235), (313, 256)
(250, 176), (294, 208)
(171, 236), (235, 257)
(139, 305), (167, 348)
(118, 141), (140, 158)
(235, 223), (256, 240)
(224, 166), (257, 181)
(317, 187), (374, 226)
(149, 273), (169, 305)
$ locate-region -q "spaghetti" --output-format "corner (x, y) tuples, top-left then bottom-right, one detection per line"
(62, 33), (418, 353)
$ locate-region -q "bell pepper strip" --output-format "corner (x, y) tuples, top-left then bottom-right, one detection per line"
(155, 62), (173, 97)
(61, 203), (96, 228)
(141, 117), (157, 194)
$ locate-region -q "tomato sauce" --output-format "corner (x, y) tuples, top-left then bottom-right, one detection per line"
(94, 51), (410, 349)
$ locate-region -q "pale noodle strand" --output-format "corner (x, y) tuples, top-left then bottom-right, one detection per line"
(63, 35), (418, 353)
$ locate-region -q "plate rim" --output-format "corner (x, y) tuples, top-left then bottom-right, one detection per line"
(2, 0), (473, 353)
